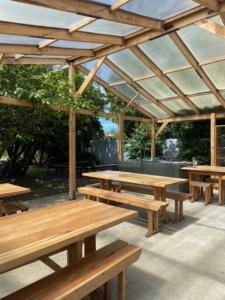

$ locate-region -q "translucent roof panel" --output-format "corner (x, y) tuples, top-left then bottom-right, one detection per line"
(0, 34), (42, 45)
(190, 94), (221, 111)
(108, 49), (154, 80)
(0, 0), (86, 29)
(162, 99), (193, 115)
(138, 77), (176, 99)
(139, 35), (190, 72)
(96, 64), (125, 85)
(203, 61), (225, 90)
(168, 69), (209, 94)
(113, 84), (140, 100)
(80, 19), (141, 36)
(178, 24), (225, 64)
(135, 99), (169, 119)
(89, 0), (199, 20)
(51, 40), (101, 50)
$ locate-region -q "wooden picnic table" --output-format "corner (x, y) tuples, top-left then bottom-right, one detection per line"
(0, 199), (137, 274)
(83, 170), (187, 202)
(181, 165), (225, 205)
(0, 183), (31, 216)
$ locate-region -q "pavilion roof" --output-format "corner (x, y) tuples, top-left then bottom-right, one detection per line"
(1, 0), (225, 120)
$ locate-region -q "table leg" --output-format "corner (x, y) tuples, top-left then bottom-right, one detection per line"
(218, 176), (223, 206)
(84, 235), (96, 256)
(67, 241), (83, 265)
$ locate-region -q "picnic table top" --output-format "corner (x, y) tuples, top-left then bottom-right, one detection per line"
(0, 183), (31, 198)
(83, 170), (187, 188)
(0, 199), (137, 274)
(181, 165), (225, 174)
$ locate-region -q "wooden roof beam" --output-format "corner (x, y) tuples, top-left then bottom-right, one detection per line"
(110, 0), (132, 12)
(157, 112), (225, 123)
(193, 0), (220, 11)
(1, 57), (67, 64)
(0, 22), (124, 46)
(78, 56), (106, 94)
(0, 44), (94, 57)
(170, 32), (225, 109)
(197, 19), (225, 39)
(13, 0), (162, 29)
(0, 53), (4, 63)
(105, 58), (174, 117)
(131, 46), (200, 114)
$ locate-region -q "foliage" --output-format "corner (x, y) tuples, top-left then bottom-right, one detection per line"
(126, 124), (150, 160)
(0, 65), (105, 178)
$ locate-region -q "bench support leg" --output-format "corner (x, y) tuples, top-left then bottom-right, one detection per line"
(146, 210), (154, 238)
(67, 241), (82, 265)
(85, 235), (96, 256)
(118, 270), (126, 300)
(154, 211), (159, 233)
(173, 200), (179, 224)
(178, 201), (184, 221)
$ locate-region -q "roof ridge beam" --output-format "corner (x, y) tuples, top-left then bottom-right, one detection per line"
(130, 46), (200, 114)
(105, 58), (174, 117)
(13, 0), (162, 29)
(170, 32), (225, 109)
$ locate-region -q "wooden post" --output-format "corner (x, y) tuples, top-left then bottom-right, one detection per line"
(211, 113), (216, 166)
(69, 63), (76, 199)
(118, 113), (124, 162)
(151, 121), (156, 160)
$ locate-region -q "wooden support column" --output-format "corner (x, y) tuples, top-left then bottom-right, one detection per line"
(151, 121), (156, 160)
(69, 63), (76, 200)
(211, 113), (217, 166)
(118, 113), (124, 162)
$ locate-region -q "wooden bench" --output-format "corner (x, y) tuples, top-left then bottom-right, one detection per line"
(78, 186), (168, 237)
(93, 163), (119, 171)
(190, 180), (212, 205)
(2, 240), (141, 300)
(86, 182), (191, 223)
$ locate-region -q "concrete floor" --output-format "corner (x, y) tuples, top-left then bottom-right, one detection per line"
(1, 193), (225, 300)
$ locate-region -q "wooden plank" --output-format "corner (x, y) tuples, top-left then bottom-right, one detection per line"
(68, 63), (76, 200)
(68, 17), (96, 33)
(0, 53), (4, 63)
(157, 112), (225, 123)
(211, 113), (217, 166)
(1, 57), (67, 65)
(131, 46), (200, 114)
(0, 21), (124, 46)
(0, 44), (94, 57)
(82, 170), (188, 188)
(38, 39), (56, 49)
(0, 200), (137, 273)
(78, 56), (106, 95)
(14, 0), (162, 29)
(170, 32), (225, 109)
(0, 183), (31, 198)
(40, 257), (62, 272)
(118, 114), (124, 162)
(151, 121), (156, 160)
(110, 0), (131, 12)
(198, 19), (225, 39)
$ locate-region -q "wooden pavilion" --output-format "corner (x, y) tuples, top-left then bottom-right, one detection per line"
(0, 0), (225, 199)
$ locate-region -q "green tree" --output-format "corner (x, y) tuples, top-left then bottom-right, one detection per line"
(0, 65), (105, 178)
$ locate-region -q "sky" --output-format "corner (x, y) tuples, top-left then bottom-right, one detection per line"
(99, 118), (118, 133)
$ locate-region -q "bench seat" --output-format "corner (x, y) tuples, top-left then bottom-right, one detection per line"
(78, 186), (168, 237)
(190, 180), (212, 205)
(2, 240), (141, 300)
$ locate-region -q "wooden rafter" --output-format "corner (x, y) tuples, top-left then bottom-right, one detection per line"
(197, 19), (225, 39)
(77, 64), (154, 119)
(170, 32), (225, 109)
(157, 112), (225, 123)
(123, 92), (139, 110)
(110, 0), (132, 12)
(68, 17), (96, 34)
(78, 56), (106, 94)
(156, 121), (170, 138)
(193, 0), (220, 11)
(131, 46), (200, 114)
(0, 53), (4, 63)
(1, 57), (67, 65)
(13, 0), (162, 29)
(0, 22), (124, 46)
(38, 39), (56, 49)
(105, 58), (174, 117)
(0, 44), (94, 57)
